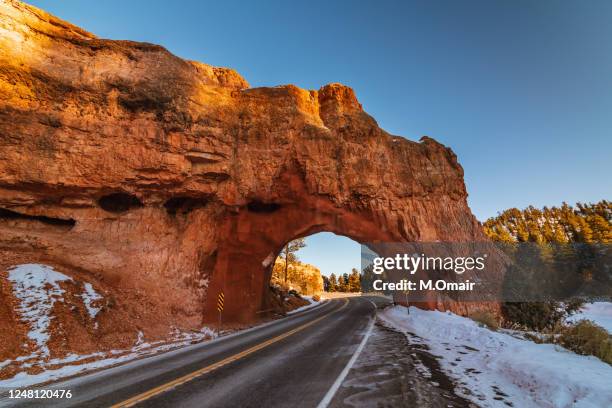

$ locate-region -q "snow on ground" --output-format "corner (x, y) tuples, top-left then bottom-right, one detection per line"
(81, 282), (103, 320)
(0, 326), (218, 388)
(379, 306), (612, 408)
(1, 263), (226, 388)
(286, 295), (322, 315)
(567, 302), (612, 333)
(0, 263), (192, 388)
(0, 354), (139, 389)
(6, 264), (108, 357)
(7, 264), (73, 356)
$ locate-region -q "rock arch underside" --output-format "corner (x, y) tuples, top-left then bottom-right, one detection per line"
(0, 1), (502, 354)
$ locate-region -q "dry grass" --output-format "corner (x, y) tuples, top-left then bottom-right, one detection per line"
(558, 320), (612, 365)
(469, 311), (500, 331)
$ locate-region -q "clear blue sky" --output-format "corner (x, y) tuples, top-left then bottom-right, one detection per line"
(28, 0), (611, 276)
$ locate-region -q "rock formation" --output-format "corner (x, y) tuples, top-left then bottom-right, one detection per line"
(271, 259), (324, 296)
(0, 0), (502, 360)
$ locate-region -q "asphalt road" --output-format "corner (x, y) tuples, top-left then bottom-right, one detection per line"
(1, 296), (385, 408)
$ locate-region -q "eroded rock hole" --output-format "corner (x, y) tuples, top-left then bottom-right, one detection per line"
(164, 196), (210, 216)
(98, 193), (143, 213)
(247, 201), (282, 213)
(0, 208), (76, 228)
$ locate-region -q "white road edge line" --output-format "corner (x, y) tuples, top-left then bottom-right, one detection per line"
(316, 306), (376, 408)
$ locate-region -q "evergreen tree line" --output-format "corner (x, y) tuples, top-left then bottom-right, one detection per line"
(323, 268), (361, 292)
(483, 200), (611, 330)
(483, 200), (611, 244)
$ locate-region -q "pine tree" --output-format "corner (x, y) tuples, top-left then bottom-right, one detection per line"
(281, 238), (306, 284)
(337, 274), (348, 292)
(322, 275), (330, 292)
(589, 214), (611, 242)
(348, 268), (361, 292)
(328, 273), (338, 292)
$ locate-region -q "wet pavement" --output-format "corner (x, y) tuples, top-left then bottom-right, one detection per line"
(330, 320), (476, 408)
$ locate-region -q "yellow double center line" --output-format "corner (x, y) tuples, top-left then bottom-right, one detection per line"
(112, 298), (349, 408)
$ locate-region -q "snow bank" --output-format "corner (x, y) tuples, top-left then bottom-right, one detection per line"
(379, 306), (612, 408)
(567, 302), (612, 333)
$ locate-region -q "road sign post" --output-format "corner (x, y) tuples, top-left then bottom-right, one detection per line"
(217, 291), (225, 336)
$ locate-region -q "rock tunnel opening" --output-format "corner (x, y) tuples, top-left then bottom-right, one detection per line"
(271, 232), (362, 296)
(201, 192), (406, 323)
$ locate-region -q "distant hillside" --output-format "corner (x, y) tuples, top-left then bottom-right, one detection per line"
(483, 200), (611, 244)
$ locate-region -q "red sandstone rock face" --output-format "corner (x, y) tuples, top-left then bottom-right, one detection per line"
(0, 0), (501, 359)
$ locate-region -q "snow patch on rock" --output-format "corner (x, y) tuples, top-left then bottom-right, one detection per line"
(7, 264), (73, 356)
(4, 263), (105, 363)
(81, 282), (103, 320)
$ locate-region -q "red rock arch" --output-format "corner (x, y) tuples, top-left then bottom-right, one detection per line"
(205, 173), (397, 322)
(203, 153), (499, 323)
(0, 1), (501, 336)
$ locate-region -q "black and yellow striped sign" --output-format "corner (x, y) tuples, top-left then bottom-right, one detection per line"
(216, 292), (225, 312)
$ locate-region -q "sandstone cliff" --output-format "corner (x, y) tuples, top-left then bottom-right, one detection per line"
(0, 0), (500, 364)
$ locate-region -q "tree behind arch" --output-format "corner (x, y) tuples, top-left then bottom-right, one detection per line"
(281, 238), (306, 284)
